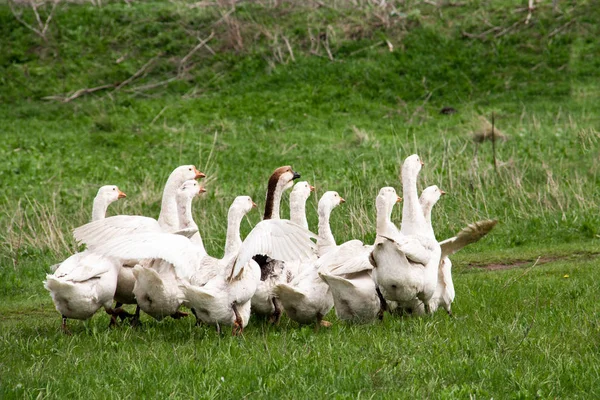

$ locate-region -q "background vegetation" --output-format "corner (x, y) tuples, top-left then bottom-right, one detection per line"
(1, 0), (599, 398)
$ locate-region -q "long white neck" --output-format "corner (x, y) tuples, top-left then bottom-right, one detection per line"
(400, 172), (426, 236)
(224, 208), (244, 259)
(157, 176), (181, 232)
(420, 199), (436, 239)
(91, 195), (110, 221)
(317, 206), (335, 256)
(177, 195), (205, 250)
(290, 195), (308, 229)
(376, 202), (396, 237)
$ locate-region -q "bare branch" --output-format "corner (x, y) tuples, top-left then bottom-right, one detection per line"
(178, 31), (215, 76)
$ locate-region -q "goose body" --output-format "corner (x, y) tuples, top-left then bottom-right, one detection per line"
(44, 251), (120, 332)
(72, 165), (205, 316)
(319, 187), (401, 323)
(371, 155), (441, 313)
(274, 191), (345, 325)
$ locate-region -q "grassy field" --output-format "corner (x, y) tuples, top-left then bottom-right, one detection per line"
(1, 0), (599, 398)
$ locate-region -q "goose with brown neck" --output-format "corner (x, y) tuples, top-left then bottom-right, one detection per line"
(319, 187), (401, 323)
(226, 166), (317, 324)
(370, 154), (442, 314)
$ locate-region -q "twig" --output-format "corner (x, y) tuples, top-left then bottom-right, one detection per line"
(502, 256), (541, 289)
(548, 20), (574, 38)
(178, 31), (215, 76)
(8, 0), (60, 42)
(114, 54), (161, 92)
(525, 0), (534, 25)
(492, 112), (498, 174)
(150, 106), (168, 125)
(43, 83), (115, 103)
(282, 35), (295, 62)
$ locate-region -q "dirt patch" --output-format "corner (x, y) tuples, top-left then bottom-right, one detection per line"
(467, 252), (600, 271)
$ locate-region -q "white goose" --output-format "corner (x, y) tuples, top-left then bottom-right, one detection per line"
(289, 181), (315, 230)
(177, 196), (259, 334)
(419, 186), (497, 315)
(370, 154), (442, 314)
(319, 187), (401, 323)
(237, 166), (317, 324)
(50, 185), (126, 273)
(44, 252), (120, 334)
(72, 165), (205, 323)
(274, 191), (345, 326)
(131, 180), (206, 321)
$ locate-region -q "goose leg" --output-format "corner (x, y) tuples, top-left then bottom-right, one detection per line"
(269, 297), (282, 325)
(130, 306), (142, 328)
(191, 308), (202, 326)
(61, 315), (72, 335)
(232, 303), (243, 336)
(315, 314), (332, 332)
(215, 321), (221, 336)
(376, 287), (387, 321)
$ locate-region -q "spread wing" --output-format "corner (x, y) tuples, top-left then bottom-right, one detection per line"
(439, 219), (498, 259)
(73, 215), (162, 249)
(316, 240), (374, 276)
(52, 251), (114, 283)
(229, 219), (317, 280)
(91, 232), (206, 281)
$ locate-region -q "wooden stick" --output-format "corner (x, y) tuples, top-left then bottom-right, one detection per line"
(492, 112), (498, 174)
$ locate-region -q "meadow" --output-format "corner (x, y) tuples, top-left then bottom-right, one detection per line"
(1, 0), (599, 398)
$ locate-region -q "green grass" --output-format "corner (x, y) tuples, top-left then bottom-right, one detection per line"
(1, 0), (599, 398)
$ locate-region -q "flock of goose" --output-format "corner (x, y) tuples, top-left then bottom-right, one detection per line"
(44, 156), (497, 335)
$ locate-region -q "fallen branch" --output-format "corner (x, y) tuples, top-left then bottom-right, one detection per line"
(178, 31), (215, 76)
(114, 54), (161, 92)
(43, 83), (115, 103)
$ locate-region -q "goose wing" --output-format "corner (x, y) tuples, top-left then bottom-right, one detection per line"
(439, 219), (497, 259)
(92, 232), (206, 281)
(73, 215), (162, 249)
(316, 240), (373, 276)
(229, 219), (317, 280)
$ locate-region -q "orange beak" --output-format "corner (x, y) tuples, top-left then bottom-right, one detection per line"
(198, 186), (207, 194)
(310, 185), (316, 192)
(339, 197), (346, 204)
(252, 201), (258, 208)
(193, 166), (206, 179)
(396, 196), (402, 203)
(420, 160), (425, 167)
(117, 190), (127, 199)
(440, 190), (446, 196)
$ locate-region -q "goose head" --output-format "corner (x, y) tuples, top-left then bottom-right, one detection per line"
(419, 185), (446, 208)
(268, 165), (301, 193)
(173, 165), (206, 182)
(230, 195), (258, 215)
(376, 187), (401, 214)
(290, 181), (315, 204)
(96, 185), (127, 204)
(401, 154), (424, 181)
(176, 180), (206, 202)
(318, 191), (345, 215)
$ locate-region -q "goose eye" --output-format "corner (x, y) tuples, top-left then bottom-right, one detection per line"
(189, 168), (192, 171)
(113, 188), (116, 191)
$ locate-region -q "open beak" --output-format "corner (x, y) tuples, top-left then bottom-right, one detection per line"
(339, 197), (346, 204)
(193, 166), (206, 179)
(310, 185), (316, 192)
(396, 196), (402, 203)
(420, 160), (425, 167)
(198, 186), (207, 195)
(440, 190), (446, 196)
(292, 170), (301, 180)
(117, 190), (127, 199)
(252, 201), (258, 209)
